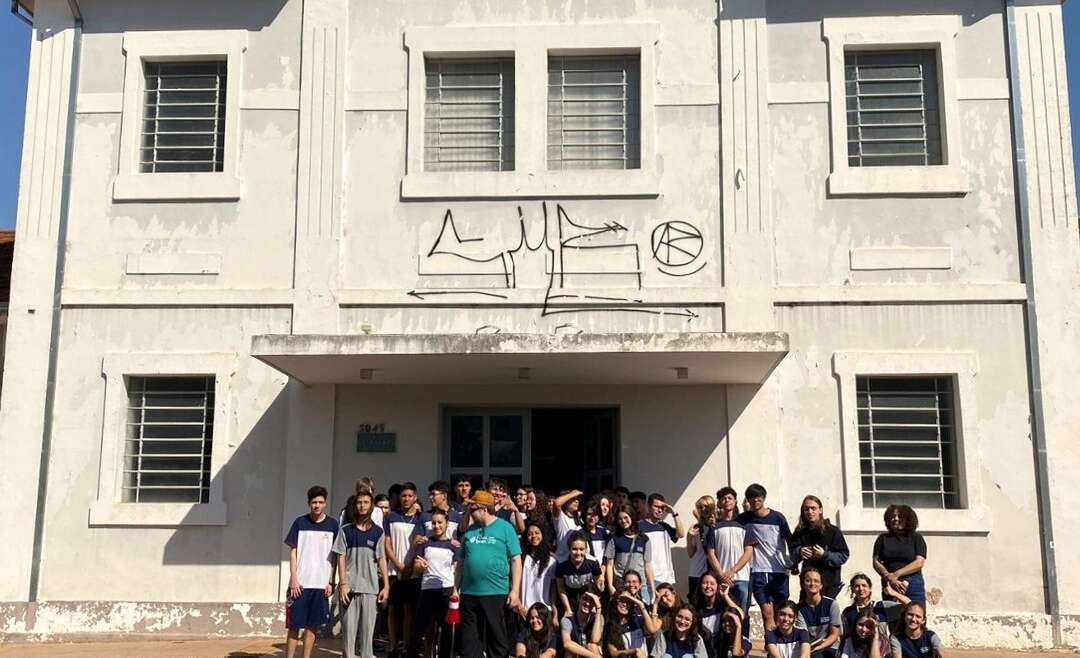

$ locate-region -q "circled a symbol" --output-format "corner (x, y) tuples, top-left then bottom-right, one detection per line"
(650, 221), (703, 268)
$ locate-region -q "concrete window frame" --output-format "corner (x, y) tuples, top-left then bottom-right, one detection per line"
(823, 16), (970, 196)
(832, 351), (990, 535)
(113, 30), (247, 202)
(89, 353), (235, 527)
(402, 23), (659, 200)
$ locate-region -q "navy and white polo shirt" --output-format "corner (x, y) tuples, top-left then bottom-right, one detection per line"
(764, 627), (812, 658)
(384, 510), (424, 577)
(705, 519), (750, 581)
(423, 508), (465, 539)
(417, 537), (460, 590)
(556, 557), (602, 593)
(739, 510), (792, 574)
(638, 519), (678, 584)
(284, 514), (340, 589)
(797, 596), (842, 644)
(584, 525), (610, 563)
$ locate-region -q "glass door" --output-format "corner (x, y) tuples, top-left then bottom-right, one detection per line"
(444, 409), (531, 492)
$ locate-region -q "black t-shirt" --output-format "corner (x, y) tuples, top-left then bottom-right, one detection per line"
(873, 532), (927, 573)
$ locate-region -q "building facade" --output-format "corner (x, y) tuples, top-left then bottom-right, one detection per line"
(1, 0), (1078, 648)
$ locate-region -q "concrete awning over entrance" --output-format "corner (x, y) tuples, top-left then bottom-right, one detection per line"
(252, 332), (788, 385)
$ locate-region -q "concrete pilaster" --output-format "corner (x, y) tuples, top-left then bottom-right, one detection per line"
(718, 1), (782, 502)
(0, 0), (78, 604)
(1011, 1), (1080, 636)
(293, 0), (348, 334)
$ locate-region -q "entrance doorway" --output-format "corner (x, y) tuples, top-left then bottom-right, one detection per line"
(444, 408), (618, 494)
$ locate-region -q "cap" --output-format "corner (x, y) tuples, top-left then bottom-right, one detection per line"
(464, 490), (497, 507)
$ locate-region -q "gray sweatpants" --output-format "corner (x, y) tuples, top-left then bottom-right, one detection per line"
(341, 592), (378, 658)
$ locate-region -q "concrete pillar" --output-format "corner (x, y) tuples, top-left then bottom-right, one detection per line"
(278, 381), (337, 599)
(1011, 1), (1080, 643)
(718, 1), (783, 506)
(293, 0), (348, 334)
(0, 0), (79, 605)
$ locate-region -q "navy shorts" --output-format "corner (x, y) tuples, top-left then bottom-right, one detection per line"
(751, 572), (789, 606)
(287, 588), (330, 630)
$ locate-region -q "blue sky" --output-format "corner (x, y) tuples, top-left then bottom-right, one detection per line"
(1, 9), (1079, 230)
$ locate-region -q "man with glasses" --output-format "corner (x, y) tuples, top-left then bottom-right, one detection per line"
(455, 490), (523, 658)
(739, 483), (792, 633)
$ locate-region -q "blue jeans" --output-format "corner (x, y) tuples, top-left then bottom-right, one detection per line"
(730, 580), (751, 614)
(883, 572), (926, 606)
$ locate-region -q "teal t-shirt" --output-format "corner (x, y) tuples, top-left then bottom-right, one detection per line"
(460, 517), (522, 596)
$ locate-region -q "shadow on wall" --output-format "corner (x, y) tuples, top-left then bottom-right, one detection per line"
(159, 383), (289, 567)
(80, 0), (289, 33)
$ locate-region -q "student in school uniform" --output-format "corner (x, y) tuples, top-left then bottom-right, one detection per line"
(605, 586), (661, 658)
(582, 503), (611, 563)
(408, 509), (460, 658)
(694, 574), (749, 658)
(765, 601), (812, 658)
(334, 490), (390, 658)
(638, 493), (685, 599)
(557, 531), (605, 615)
(284, 485), (340, 658)
(605, 505), (655, 603)
(452, 475), (472, 515)
(490, 477), (526, 534)
(649, 605), (709, 658)
(796, 568), (842, 658)
(739, 483), (792, 633)
(514, 603), (560, 658)
(838, 609), (887, 658)
(890, 602), (944, 658)
(520, 522), (558, 615)
(687, 496), (717, 596)
(561, 591), (605, 658)
(552, 489), (586, 562)
(630, 492), (649, 522)
(385, 482), (424, 658)
(841, 573), (909, 647)
(706, 487), (753, 616)
(424, 480), (464, 538)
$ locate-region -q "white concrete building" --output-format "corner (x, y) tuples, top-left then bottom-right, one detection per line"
(1, 0), (1078, 648)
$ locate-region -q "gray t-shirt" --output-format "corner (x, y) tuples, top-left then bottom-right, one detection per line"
(561, 613), (596, 646)
(333, 522), (386, 595)
(604, 534), (652, 587)
(650, 633), (708, 658)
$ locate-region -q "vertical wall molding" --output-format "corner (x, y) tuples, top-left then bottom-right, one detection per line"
(1017, 8), (1076, 231)
(297, 26), (345, 240)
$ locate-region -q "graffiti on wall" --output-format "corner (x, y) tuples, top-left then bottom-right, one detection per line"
(411, 202), (705, 321)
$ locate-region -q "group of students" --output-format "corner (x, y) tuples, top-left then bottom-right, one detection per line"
(281, 476), (942, 658)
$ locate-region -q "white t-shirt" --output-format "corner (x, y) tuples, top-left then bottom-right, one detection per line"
(521, 554), (556, 610)
(706, 519), (750, 581)
(555, 512), (583, 562)
(284, 514), (339, 589)
(638, 519), (678, 584)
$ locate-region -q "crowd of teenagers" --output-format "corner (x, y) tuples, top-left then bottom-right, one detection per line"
(282, 477), (941, 658)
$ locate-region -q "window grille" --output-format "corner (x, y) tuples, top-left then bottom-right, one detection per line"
(857, 376), (961, 509)
(141, 61), (227, 173)
(124, 376), (215, 503)
(424, 58), (515, 172)
(845, 50), (942, 167)
(548, 55), (640, 170)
